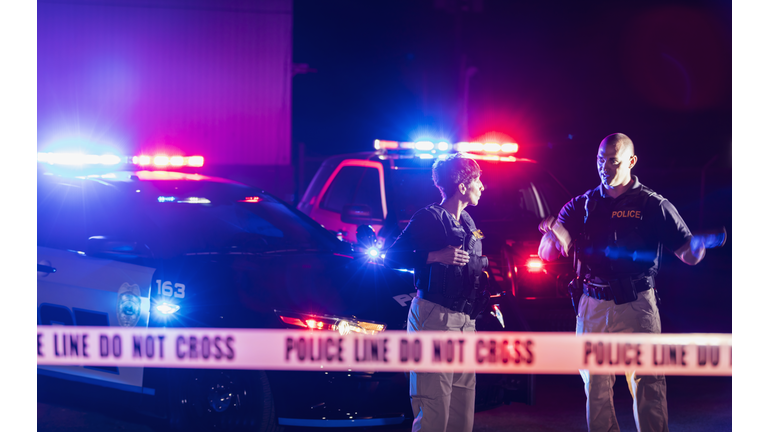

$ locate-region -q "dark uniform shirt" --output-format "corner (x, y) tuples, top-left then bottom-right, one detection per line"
(385, 203), (485, 312)
(558, 176), (691, 280)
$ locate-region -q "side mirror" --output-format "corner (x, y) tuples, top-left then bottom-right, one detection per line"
(341, 204), (384, 226)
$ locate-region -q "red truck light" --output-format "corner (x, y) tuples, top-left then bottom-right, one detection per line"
(525, 256), (544, 272)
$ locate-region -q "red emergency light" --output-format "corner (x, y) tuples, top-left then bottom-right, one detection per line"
(132, 154), (204, 168)
(374, 139), (519, 155)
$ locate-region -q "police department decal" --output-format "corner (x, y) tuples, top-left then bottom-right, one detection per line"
(117, 283), (142, 327)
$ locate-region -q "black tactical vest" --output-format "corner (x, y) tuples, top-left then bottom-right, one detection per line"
(575, 186), (664, 279)
(421, 204), (487, 309)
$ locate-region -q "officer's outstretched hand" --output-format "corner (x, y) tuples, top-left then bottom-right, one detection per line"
(427, 246), (470, 266)
(676, 236), (706, 265)
(538, 216), (555, 235)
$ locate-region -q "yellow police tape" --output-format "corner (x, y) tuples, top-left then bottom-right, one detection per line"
(36, 327), (731, 376)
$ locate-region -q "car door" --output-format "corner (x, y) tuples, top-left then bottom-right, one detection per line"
(37, 176), (156, 395)
(308, 159), (387, 244)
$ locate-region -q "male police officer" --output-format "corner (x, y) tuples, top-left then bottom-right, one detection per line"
(538, 133), (705, 432)
(386, 153), (488, 432)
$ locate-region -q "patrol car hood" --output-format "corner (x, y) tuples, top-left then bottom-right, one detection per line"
(234, 252), (415, 328)
(150, 252), (416, 331)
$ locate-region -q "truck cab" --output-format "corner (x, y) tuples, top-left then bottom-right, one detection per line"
(299, 140), (575, 303)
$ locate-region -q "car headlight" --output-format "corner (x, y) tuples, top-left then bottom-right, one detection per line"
(276, 310), (386, 335)
(156, 302), (181, 315)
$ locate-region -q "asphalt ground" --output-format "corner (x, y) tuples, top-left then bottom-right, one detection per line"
(36, 373), (732, 432)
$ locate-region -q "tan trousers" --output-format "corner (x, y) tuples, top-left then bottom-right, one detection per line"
(577, 289), (669, 432)
(408, 297), (476, 432)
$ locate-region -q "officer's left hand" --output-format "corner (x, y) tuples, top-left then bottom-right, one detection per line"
(690, 236), (706, 260)
(427, 246), (470, 266)
(675, 236), (706, 265)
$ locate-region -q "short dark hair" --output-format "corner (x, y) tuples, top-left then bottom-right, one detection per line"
(432, 153), (482, 199)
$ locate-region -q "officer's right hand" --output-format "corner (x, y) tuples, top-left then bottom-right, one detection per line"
(538, 216), (555, 234)
(538, 216), (572, 260)
(427, 246), (470, 266)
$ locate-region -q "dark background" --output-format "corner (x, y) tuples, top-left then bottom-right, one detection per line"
(292, 0), (731, 174)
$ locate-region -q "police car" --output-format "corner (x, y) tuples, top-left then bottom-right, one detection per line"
(298, 139), (574, 310)
(37, 148), (529, 431)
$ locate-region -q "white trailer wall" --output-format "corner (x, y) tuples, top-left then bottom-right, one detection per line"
(38, 0), (293, 166)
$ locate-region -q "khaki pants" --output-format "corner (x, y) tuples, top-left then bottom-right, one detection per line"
(577, 289), (669, 432)
(408, 297), (476, 432)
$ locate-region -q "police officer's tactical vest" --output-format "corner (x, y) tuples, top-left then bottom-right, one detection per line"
(422, 204), (487, 310)
(575, 186), (666, 279)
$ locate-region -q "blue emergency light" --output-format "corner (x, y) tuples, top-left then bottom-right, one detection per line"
(38, 152), (204, 169)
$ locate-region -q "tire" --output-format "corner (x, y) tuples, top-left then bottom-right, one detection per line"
(168, 369), (281, 432)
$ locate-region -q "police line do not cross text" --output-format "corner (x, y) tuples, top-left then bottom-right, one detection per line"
(37, 327), (731, 376)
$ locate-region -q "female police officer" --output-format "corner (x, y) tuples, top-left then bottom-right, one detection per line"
(385, 153), (487, 432)
(539, 133), (705, 432)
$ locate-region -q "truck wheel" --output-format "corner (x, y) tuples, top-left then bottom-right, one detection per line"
(169, 369), (281, 432)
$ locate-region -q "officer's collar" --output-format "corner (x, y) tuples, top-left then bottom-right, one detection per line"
(598, 175), (642, 198)
(434, 203), (464, 227)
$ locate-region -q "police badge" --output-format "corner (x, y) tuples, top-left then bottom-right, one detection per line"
(117, 282), (142, 327)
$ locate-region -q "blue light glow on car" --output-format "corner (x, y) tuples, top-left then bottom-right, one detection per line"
(156, 303), (181, 314)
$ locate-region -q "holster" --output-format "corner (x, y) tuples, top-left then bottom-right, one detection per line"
(467, 269), (491, 319)
(468, 289), (491, 320)
(567, 278), (583, 316)
(606, 275), (654, 305)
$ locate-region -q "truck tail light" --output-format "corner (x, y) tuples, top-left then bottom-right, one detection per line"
(525, 255), (544, 272)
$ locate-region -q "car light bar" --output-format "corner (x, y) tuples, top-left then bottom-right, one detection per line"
(177, 197), (211, 204)
(38, 152), (205, 168)
(37, 152), (123, 166)
(374, 139), (518, 154)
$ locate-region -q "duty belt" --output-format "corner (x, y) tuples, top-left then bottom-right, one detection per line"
(583, 275), (654, 302)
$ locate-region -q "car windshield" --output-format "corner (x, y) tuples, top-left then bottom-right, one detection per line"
(389, 160), (571, 236)
(37, 174), (339, 259)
